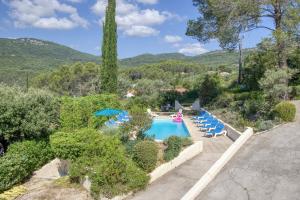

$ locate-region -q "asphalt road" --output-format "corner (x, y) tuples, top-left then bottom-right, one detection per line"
(197, 101), (300, 200)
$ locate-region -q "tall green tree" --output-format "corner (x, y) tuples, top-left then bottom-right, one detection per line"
(101, 0), (118, 93)
(187, 0), (259, 84)
(187, 0), (300, 80)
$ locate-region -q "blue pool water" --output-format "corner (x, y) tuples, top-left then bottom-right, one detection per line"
(145, 119), (190, 141)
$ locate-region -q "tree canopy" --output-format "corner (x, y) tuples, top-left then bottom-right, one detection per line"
(187, 0), (300, 69)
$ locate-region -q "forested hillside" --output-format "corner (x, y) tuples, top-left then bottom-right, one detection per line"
(121, 50), (254, 67)
(0, 37), (253, 86)
(0, 38), (100, 85)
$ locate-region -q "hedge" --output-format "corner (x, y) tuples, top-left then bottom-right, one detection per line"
(164, 136), (183, 161)
(60, 94), (121, 131)
(133, 141), (158, 172)
(0, 140), (54, 192)
(274, 101), (296, 122)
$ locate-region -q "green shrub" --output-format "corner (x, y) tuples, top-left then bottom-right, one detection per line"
(164, 136), (183, 161)
(133, 141), (158, 172)
(52, 128), (149, 199)
(291, 85), (300, 99)
(213, 92), (235, 108)
(199, 74), (222, 105)
(122, 105), (152, 140)
(124, 140), (139, 156)
(274, 101), (296, 122)
(243, 39), (277, 91)
(0, 85), (60, 144)
(255, 120), (275, 131)
(7, 140), (54, 169)
(85, 152), (149, 199)
(60, 94), (121, 131)
(180, 137), (193, 147)
(259, 69), (292, 103)
(0, 155), (28, 193)
(0, 140), (54, 192)
(242, 92), (269, 119)
(32, 62), (101, 96)
(50, 129), (106, 161)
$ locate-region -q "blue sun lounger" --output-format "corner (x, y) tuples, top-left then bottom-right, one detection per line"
(199, 120), (219, 130)
(193, 112), (210, 120)
(105, 119), (118, 128)
(196, 116), (215, 125)
(116, 115), (130, 123)
(205, 124), (226, 137)
(192, 111), (206, 119)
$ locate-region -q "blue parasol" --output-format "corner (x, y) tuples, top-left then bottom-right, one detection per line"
(94, 109), (122, 117)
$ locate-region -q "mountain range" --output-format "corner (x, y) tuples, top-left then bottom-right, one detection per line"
(0, 38), (254, 85)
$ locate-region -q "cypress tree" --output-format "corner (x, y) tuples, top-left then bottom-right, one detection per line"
(101, 0), (118, 93)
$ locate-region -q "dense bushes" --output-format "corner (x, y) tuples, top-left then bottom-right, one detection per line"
(291, 85), (300, 99)
(259, 69), (291, 103)
(164, 136), (183, 161)
(199, 74), (222, 105)
(7, 140), (54, 169)
(287, 48), (300, 85)
(0, 85), (60, 144)
(51, 129), (149, 199)
(241, 92), (269, 120)
(32, 62), (101, 96)
(50, 129), (100, 161)
(163, 136), (192, 161)
(122, 105), (152, 141)
(243, 39), (277, 90)
(133, 141), (158, 172)
(274, 101), (296, 122)
(0, 140), (54, 192)
(60, 94), (121, 131)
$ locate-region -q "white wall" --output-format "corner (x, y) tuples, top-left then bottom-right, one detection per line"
(150, 141), (203, 183)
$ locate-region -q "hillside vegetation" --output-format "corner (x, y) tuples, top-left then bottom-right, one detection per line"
(0, 38), (252, 86)
(0, 38), (99, 70)
(0, 38), (100, 85)
(121, 50), (254, 68)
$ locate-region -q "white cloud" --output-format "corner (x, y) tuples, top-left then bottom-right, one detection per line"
(33, 17), (76, 29)
(5, 0), (88, 29)
(116, 9), (168, 28)
(92, 0), (176, 37)
(92, 0), (136, 15)
(124, 25), (159, 37)
(164, 35), (182, 43)
(136, 0), (158, 5)
(178, 43), (208, 56)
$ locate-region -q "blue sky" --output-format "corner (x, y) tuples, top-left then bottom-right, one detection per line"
(0, 0), (273, 58)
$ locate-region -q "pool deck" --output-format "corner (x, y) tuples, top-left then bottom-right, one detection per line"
(128, 115), (233, 200)
(183, 116), (204, 141)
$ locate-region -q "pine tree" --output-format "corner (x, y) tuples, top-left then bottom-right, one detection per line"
(101, 0), (118, 93)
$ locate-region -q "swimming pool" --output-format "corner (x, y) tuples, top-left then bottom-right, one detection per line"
(145, 119), (190, 141)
